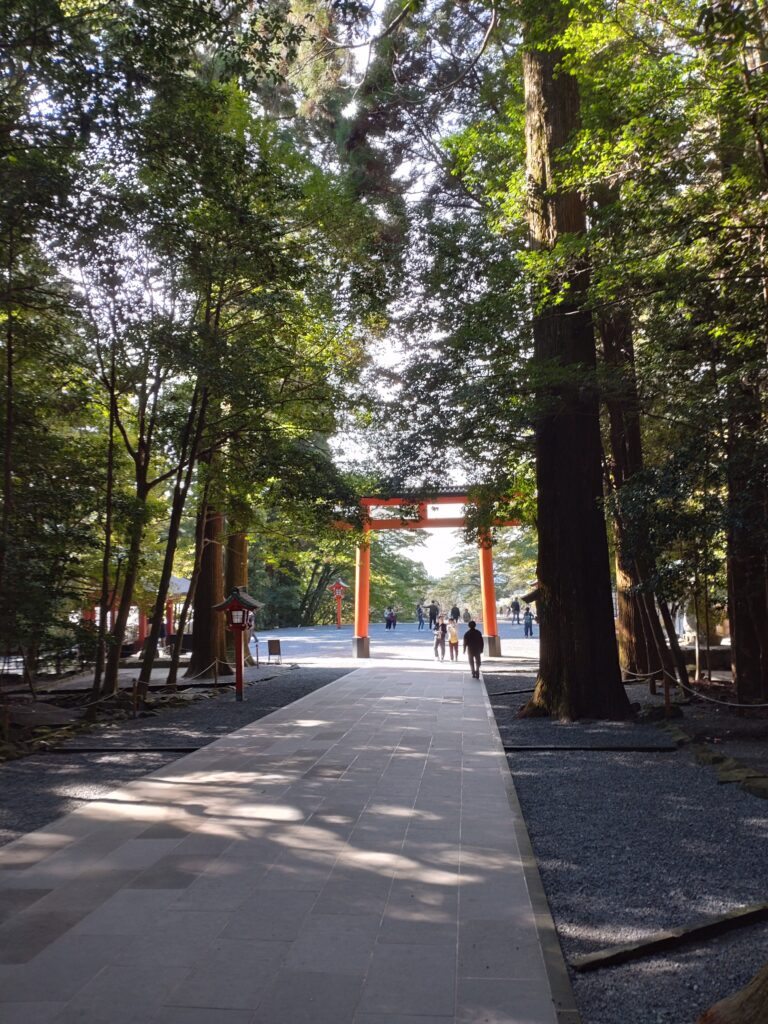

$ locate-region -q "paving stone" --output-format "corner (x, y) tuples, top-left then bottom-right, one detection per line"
(456, 977), (558, 1024)
(165, 958), (276, 1010)
(252, 969), (364, 1024)
(0, 663), (566, 1023)
(285, 912), (380, 973)
(458, 918), (549, 980)
(0, 1003), (66, 1023)
(357, 942), (456, 1016)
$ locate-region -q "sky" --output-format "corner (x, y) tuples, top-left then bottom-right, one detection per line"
(402, 528), (467, 579)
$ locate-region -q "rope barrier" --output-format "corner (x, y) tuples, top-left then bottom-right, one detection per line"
(623, 663), (768, 710)
(673, 676), (768, 710)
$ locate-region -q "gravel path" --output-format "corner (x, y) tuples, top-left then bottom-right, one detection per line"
(485, 670), (768, 1024)
(0, 666), (349, 846)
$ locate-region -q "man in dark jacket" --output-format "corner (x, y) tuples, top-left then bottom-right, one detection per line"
(463, 620), (484, 679)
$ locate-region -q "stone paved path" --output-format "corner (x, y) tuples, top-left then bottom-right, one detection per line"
(0, 662), (572, 1024)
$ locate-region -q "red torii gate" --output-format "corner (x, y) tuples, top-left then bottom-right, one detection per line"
(352, 492), (519, 658)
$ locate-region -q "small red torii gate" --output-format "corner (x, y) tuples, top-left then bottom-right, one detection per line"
(352, 492), (519, 658)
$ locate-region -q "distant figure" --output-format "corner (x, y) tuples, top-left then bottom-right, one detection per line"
(391, 608), (398, 630)
(428, 600), (439, 629)
(511, 598), (521, 624)
(385, 607), (394, 630)
(523, 606), (534, 637)
(447, 619), (460, 661)
(450, 603), (460, 622)
(433, 615), (447, 662)
(416, 604), (425, 630)
(462, 607), (471, 623)
(463, 620), (484, 679)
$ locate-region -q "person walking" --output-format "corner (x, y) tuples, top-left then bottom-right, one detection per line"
(416, 604), (425, 630)
(391, 607), (398, 630)
(511, 598), (521, 624)
(433, 615), (447, 662)
(385, 607), (394, 630)
(447, 618), (460, 661)
(523, 606), (534, 637)
(428, 600), (439, 630)
(463, 619), (484, 678)
(450, 603), (460, 623)
(462, 607), (471, 623)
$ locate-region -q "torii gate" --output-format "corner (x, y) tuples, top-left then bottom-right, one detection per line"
(352, 492), (518, 658)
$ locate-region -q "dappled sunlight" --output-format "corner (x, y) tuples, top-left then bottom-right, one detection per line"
(224, 802), (306, 821)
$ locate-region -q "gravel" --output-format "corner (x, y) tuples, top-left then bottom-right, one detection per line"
(485, 670), (768, 1024)
(0, 665), (349, 846)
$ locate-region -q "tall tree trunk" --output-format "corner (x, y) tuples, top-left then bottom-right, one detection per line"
(0, 229), (15, 597)
(136, 387), (207, 698)
(101, 484), (148, 696)
(598, 306), (675, 681)
(224, 529), (250, 664)
(521, 17), (629, 720)
(726, 389), (768, 702)
(600, 306), (651, 675)
(303, 563), (336, 626)
(92, 353), (116, 697)
(166, 485), (209, 690)
(185, 509), (231, 679)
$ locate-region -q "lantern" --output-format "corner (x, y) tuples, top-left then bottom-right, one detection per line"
(213, 587), (263, 701)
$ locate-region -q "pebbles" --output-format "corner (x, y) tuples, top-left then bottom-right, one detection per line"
(485, 671), (768, 1024)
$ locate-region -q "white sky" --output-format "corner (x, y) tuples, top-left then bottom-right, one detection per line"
(403, 528), (467, 579)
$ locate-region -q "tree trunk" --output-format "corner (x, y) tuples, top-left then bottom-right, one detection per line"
(726, 391), (768, 702)
(698, 961), (768, 1024)
(598, 306), (677, 683)
(185, 509), (231, 679)
(0, 232), (14, 599)
(166, 486), (209, 690)
(92, 355), (116, 698)
(137, 386), (207, 698)
(101, 485), (148, 696)
(521, 19), (629, 720)
(224, 529), (250, 664)
(599, 307), (651, 676)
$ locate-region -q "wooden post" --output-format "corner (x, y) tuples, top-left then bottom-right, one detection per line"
(354, 529), (371, 658)
(479, 532), (501, 657)
(664, 673), (672, 717)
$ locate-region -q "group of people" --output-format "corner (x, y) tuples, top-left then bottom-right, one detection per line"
(384, 607), (398, 630)
(430, 613), (484, 678)
(508, 598), (536, 636)
(416, 600), (472, 630)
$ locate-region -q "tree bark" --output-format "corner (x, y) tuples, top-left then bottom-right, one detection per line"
(137, 386), (207, 698)
(521, 20), (629, 720)
(166, 485), (209, 690)
(697, 960), (768, 1023)
(185, 509), (231, 679)
(599, 306), (652, 676)
(92, 352), (116, 698)
(101, 483), (149, 696)
(726, 389), (768, 702)
(0, 230), (14, 599)
(224, 529), (251, 664)
(598, 306), (677, 684)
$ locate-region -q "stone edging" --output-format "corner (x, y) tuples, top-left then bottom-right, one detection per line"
(480, 682), (582, 1024)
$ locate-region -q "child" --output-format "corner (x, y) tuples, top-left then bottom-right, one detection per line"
(447, 618), (460, 661)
